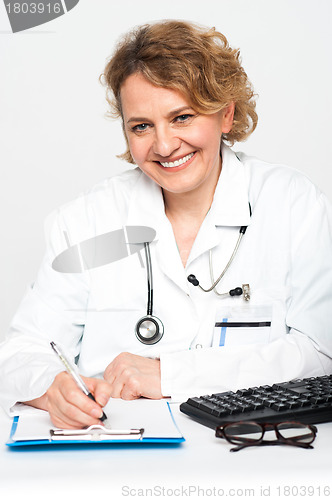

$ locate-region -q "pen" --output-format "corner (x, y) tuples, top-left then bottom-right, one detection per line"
(50, 341), (107, 422)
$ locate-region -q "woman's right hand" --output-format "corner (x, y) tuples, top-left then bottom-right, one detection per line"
(25, 371), (112, 429)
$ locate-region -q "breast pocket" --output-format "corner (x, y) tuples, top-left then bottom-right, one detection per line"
(213, 304), (273, 347)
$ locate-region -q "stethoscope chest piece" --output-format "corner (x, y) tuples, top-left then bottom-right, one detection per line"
(135, 315), (164, 345)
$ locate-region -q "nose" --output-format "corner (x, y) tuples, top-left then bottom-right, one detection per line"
(152, 126), (181, 158)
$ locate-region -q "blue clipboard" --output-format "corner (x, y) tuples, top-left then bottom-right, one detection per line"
(6, 402), (185, 448)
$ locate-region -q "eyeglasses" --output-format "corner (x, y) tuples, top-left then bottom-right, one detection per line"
(215, 421), (317, 452)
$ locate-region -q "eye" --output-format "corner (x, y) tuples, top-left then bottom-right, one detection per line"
(174, 114), (194, 123)
(132, 123), (150, 133)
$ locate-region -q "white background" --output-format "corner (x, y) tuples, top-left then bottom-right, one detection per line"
(1, 0), (332, 341)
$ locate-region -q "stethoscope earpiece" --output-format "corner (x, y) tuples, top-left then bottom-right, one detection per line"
(187, 274), (200, 286)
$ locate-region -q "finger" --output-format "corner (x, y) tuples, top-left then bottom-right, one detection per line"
(109, 369), (141, 400)
(48, 401), (101, 429)
(48, 375), (105, 428)
(103, 363), (116, 386)
(103, 352), (132, 384)
(120, 378), (141, 400)
(49, 392), (104, 429)
(107, 364), (134, 399)
(83, 377), (112, 408)
(49, 411), (101, 430)
(59, 381), (104, 416)
(93, 385), (111, 408)
(108, 378), (125, 399)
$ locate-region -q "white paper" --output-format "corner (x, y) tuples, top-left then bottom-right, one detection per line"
(11, 399), (183, 442)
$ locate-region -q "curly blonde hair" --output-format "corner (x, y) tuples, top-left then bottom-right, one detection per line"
(101, 20), (258, 164)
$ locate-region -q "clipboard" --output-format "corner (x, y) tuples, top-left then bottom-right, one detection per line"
(6, 400), (185, 448)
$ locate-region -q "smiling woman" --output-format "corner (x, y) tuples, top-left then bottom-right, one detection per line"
(119, 72), (233, 203)
(0, 19), (331, 430)
(101, 20), (258, 164)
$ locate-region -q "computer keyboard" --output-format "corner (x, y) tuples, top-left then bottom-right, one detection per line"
(180, 375), (332, 429)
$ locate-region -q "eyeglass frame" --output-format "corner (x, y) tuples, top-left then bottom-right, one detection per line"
(215, 420), (318, 452)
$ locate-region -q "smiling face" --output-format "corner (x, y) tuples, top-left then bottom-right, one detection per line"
(120, 72), (234, 200)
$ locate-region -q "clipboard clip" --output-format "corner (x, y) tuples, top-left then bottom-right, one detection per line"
(50, 424), (144, 441)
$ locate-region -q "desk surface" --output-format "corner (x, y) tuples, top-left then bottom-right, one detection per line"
(0, 402), (331, 500)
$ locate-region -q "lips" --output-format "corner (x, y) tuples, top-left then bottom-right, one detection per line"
(159, 152), (195, 168)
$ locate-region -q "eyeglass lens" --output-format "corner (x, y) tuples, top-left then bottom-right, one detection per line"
(224, 422), (263, 444)
(276, 422), (315, 444)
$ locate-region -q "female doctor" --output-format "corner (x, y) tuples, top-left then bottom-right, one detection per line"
(1, 20), (332, 429)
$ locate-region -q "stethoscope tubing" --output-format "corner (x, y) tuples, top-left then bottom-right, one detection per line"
(144, 242), (153, 315)
(206, 228), (246, 294)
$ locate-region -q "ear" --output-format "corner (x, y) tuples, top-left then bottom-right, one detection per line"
(221, 102), (235, 134)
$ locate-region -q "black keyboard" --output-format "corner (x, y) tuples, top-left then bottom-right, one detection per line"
(180, 375), (332, 429)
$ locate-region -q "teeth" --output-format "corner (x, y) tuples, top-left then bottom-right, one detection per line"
(160, 152), (194, 168)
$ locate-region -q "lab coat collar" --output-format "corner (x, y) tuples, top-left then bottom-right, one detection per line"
(211, 143), (251, 228)
(126, 169), (166, 236)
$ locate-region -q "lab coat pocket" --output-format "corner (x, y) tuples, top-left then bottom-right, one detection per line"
(213, 304), (273, 348)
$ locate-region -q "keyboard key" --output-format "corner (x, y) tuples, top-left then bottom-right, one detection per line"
(263, 399), (278, 407)
(199, 402), (221, 414)
(260, 385), (274, 391)
(287, 401), (301, 409)
(297, 399), (312, 407)
(237, 404), (255, 412)
(187, 397), (204, 408)
(236, 389), (254, 396)
(271, 403), (289, 411)
(251, 402), (265, 410)
(310, 396), (328, 404)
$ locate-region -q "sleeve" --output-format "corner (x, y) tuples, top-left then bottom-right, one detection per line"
(160, 184), (332, 400)
(0, 209), (90, 414)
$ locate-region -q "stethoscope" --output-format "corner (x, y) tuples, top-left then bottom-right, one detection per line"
(135, 243), (164, 345)
(135, 214), (251, 345)
(187, 223), (250, 300)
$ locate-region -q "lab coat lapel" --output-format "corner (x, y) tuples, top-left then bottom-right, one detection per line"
(155, 217), (189, 292)
(126, 170), (189, 292)
(126, 169), (165, 232)
(187, 145), (251, 265)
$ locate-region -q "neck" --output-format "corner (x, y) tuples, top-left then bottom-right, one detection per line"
(163, 160), (222, 222)
(163, 189), (212, 223)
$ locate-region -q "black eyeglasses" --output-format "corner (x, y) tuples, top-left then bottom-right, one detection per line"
(215, 421), (317, 452)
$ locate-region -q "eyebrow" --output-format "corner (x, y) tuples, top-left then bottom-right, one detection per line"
(126, 106), (194, 124)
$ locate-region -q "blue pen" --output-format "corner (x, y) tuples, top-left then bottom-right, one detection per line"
(50, 341), (107, 422)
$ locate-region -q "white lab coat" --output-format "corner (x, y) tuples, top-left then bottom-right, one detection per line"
(1, 144), (332, 413)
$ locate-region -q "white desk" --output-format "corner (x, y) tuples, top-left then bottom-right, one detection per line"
(0, 403), (331, 500)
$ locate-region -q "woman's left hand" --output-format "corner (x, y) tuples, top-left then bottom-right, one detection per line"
(103, 352), (163, 400)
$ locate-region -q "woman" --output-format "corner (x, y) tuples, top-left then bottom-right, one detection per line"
(0, 20), (331, 429)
